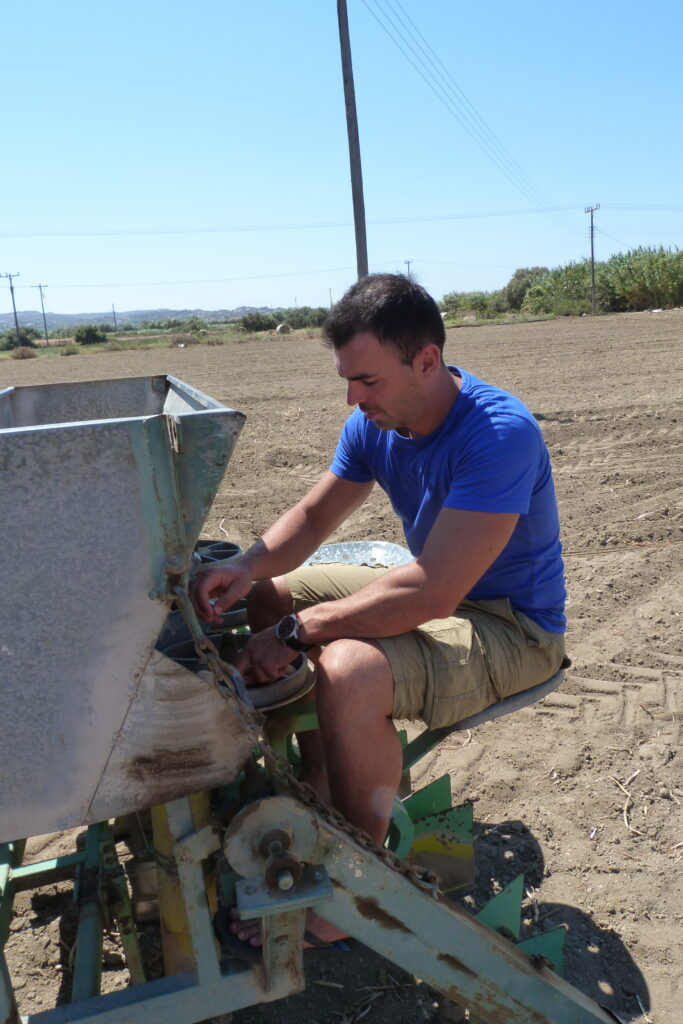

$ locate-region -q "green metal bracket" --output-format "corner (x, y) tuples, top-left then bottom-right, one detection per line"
(10, 850), (86, 892)
(99, 834), (147, 987)
(476, 873), (524, 940)
(402, 774), (453, 820)
(71, 823), (107, 1003)
(406, 801), (474, 896)
(0, 841), (25, 946)
(386, 797), (415, 859)
(518, 927), (566, 978)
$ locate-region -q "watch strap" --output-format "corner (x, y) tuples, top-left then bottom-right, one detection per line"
(275, 613), (313, 652)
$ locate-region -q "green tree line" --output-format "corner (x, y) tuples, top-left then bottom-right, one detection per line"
(239, 306), (329, 332)
(441, 247), (683, 320)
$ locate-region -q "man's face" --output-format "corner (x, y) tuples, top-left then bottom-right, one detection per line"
(334, 331), (426, 434)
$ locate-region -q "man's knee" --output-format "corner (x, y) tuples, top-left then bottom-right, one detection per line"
(246, 576), (293, 631)
(317, 638), (394, 717)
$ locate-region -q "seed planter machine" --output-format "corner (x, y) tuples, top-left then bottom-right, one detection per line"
(0, 376), (617, 1024)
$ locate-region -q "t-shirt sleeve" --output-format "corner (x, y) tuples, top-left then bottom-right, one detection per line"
(444, 413), (542, 514)
(329, 411), (375, 483)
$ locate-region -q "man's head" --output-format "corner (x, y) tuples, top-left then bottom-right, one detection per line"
(322, 273), (445, 365)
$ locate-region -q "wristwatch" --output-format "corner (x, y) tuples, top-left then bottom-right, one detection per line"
(275, 613), (313, 652)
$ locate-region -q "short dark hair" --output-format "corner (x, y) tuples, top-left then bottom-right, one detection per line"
(322, 274), (445, 364)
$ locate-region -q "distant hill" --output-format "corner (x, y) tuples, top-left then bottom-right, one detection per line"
(0, 307), (279, 332)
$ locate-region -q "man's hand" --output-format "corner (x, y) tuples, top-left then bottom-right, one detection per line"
(235, 626), (300, 685)
(189, 559), (253, 625)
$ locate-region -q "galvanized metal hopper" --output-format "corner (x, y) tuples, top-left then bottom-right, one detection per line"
(0, 375), (252, 842)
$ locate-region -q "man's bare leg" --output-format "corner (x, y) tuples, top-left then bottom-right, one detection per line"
(305, 636), (402, 943)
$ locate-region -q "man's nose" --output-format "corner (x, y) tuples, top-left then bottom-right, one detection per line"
(346, 381), (362, 406)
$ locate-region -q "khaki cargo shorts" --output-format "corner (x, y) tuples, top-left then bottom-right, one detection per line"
(284, 563), (565, 730)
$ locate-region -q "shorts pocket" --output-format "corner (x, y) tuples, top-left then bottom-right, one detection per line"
(418, 620), (497, 729)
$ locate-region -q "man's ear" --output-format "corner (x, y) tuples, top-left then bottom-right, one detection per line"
(414, 343), (442, 376)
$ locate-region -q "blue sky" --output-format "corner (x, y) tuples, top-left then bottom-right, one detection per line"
(2, 0), (681, 316)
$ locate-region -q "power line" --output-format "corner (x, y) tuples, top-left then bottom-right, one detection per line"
(11, 255), (523, 294)
(361, 0), (581, 238)
(601, 203), (683, 212)
(375, 0), (556, 209)
(0, 205), (583, 240)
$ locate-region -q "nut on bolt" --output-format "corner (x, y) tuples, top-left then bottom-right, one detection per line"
(276, 870), (295, 891)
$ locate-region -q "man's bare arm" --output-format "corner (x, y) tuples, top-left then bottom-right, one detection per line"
(297, 506), (519, 644)
(191, 472), (373, 621)
(242, 471), (374, 580)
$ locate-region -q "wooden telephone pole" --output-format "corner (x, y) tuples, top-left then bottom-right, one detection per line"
(32, 284), (50, 344)
(1, 273), (22, 346)
(585, 204), (600, 315)
(337, 0), (368, 279)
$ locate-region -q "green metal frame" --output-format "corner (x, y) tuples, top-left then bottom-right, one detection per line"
(1, 790), (617, 1024)
(1, 822), (148, 1021)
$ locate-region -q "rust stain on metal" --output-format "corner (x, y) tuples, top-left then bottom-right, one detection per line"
(437, 952), (476, 979)
(128, 746), (210, 780)
(353, 896), (412, 934)
(445, 985), (546, 1024)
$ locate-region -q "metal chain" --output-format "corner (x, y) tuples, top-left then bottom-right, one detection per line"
(174, 587), (441, 898)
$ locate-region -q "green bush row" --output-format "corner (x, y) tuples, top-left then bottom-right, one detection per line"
(441, 248), (683, 320)
(239, 306), (329, 333)
(522, 247), (683, 315)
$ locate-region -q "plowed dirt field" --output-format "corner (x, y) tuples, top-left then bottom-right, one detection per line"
(3, 309), (681, 1023)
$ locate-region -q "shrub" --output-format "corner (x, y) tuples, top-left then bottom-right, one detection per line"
(239, 312), (278, 332)
(504, 267), (549, 310)
(74, 324), (107, 345)
(11, 345), (38, 359)
(61, 343), (80, 356)
(0, 325), (40, 349)
(441, 289), (508, 320)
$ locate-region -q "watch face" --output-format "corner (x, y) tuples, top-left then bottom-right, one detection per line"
(277, 614), (297, 642)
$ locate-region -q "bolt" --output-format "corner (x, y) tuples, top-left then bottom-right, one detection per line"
(148, 589), (159, 600)
(312, 868), (324, 882)
(277, 870), (295, 892)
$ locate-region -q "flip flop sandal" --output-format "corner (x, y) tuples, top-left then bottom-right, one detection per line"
(303, 929), (356, 952)
(213, 908), (355, 964)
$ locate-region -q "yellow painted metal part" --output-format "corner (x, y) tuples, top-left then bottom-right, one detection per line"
(152, 792), (217, 975)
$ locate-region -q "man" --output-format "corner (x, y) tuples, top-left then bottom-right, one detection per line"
(192, 273), (565, 946)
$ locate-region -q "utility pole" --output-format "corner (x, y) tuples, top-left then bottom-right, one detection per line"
(337, 0), (369, 279)
(585, 204), (600, 315)
(1, 273), (22, 346)
(32, 284), (50, 345)
(112, 304), (118, 331)
(404, 259), (413, 280)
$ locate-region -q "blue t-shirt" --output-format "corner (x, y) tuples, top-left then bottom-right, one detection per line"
(329, 366), (566, 632)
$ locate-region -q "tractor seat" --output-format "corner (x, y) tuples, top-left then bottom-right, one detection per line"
(401, 656), (571, 771)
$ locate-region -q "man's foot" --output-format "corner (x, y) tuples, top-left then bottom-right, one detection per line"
(226, 906), (350, 950)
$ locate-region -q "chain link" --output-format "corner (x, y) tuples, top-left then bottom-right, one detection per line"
(174, 587), (441, 898)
